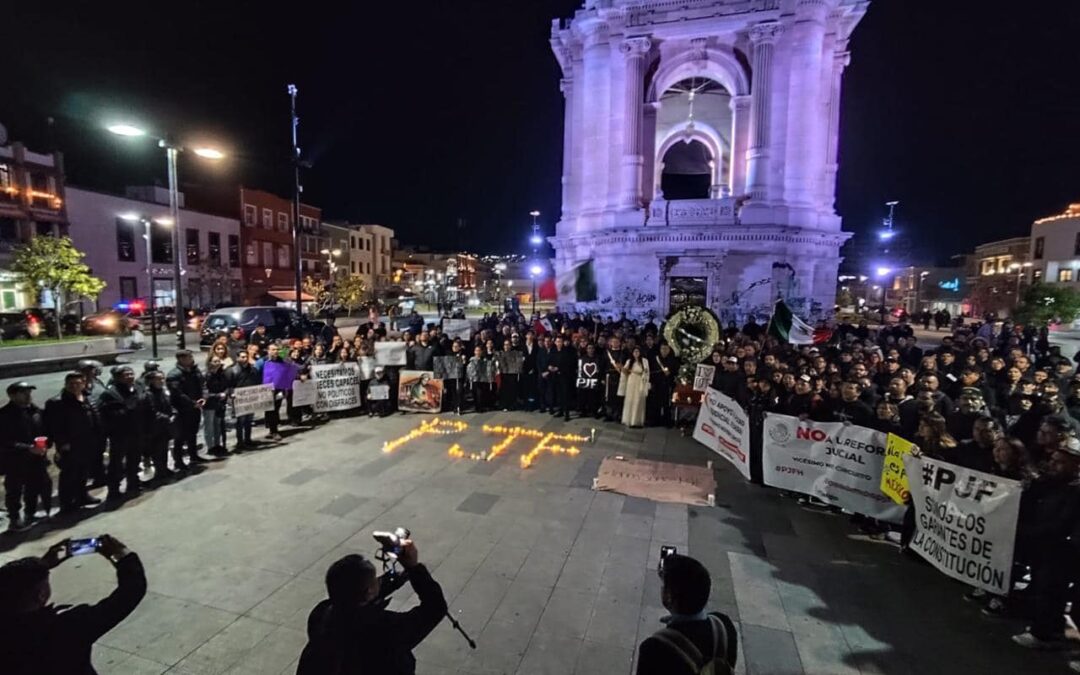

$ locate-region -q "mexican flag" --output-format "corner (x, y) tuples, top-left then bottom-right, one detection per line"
(768, 299), (816, 344)
(557, 259), (598, 303)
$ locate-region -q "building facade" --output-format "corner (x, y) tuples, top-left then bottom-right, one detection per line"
(66, 186), (242, 310)
(549, 0), (868, 321)
(966, 236), (1030, 318)
(0, 139), (69, 309)
(1030, 203), (1080, 287)
(235, 188), (321, 305)
(889, 266), (968, 317)
(346, 224), (395, 298)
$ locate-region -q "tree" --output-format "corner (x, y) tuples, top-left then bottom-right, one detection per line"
(11, 236), (106, 338)
(1014, 282), (1080, 326)
(302, 276), (332, 315)
(336, 275), (367, 316)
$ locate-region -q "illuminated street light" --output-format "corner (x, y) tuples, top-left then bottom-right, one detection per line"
(107, 124), (146, 137)
(875, 266), (892, 277)
(193, 147), (226, 160)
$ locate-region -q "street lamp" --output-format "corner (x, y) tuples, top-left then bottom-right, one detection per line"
(108, 123), (224, 348)
(119, 212), (172, 358)
(529, 263), (543, 315)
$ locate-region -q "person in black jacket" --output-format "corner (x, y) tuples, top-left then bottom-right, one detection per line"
(0, 534), (147, 674)
(297, 538), (446, 674)
(555, 335), (578, 420)
(636, 553), (737, 675)
(166, 350), (207, 466)
(228, 350), (262, 449)
(98, 367), (147, 503)
(520, 331), (540, 410)
(830, 380), (874, 427)
(536, 335), (556, 413)
(1, 382), (51, 532)
(44, 373), (104, 513)
(143, 371), (176, 481)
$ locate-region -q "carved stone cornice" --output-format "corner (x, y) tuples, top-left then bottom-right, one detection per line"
(748, 21), (784, 45)
(554, 226), (852, 251)
(619, 36), (652, 58)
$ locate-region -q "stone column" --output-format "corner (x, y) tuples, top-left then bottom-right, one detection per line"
(824, 49), (850, 211)
(785, 0), (829, 208)
(619, 37), (652, 210)
(728, 95), (751, 197)
(746, 22), (783, 203)
(579, 20), (610, 219)
(560, 77), (575, 219)
(642, 101), (659, 205)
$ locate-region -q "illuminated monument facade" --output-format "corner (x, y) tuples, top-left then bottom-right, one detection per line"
(549, 0), (869, 320)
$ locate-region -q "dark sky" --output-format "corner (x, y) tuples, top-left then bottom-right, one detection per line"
(4, 1), (1080, 262)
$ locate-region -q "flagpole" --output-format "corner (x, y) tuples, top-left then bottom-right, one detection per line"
(765, 297), (779, 342)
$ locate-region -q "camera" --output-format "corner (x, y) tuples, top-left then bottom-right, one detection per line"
(658, 545), (677, 574)
(67, 538), (100, 557)
(372, 527), (411, 559)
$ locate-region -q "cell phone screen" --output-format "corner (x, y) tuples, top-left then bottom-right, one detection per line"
(67, 538), (99, 556)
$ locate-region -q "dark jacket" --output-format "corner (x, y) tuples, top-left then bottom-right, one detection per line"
(0, 402), (46, 472)
(831, 398), (874, 427)
(166, 365), (205, 412)
(204, 368), (231, 412)
(408, 343), (436, 371)
(44, 392), (102, 454)
(228, 362), (263, 389)
(144, 386), (175, 439)
(0, 553), (147, 675)
(297, 564), (447, 675)
(97, 383), (146, 440)
(636, 611), (738, 675)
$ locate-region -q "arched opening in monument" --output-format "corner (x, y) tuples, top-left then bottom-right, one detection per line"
(654, 77), (731, 200)
(660, 140), (712, 200)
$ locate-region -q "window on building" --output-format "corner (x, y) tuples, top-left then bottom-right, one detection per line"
(0, 282), (17, 310)
(1059, 268), (1074, 283)
(279, 244), (291, 268)
(208, 232), (221, 264)
(119, 276), (138, 301)
(228, 235), (240, 267)
(186, 228), (199, 264)
(351, 260), (356, 274)
(351, 235), (356, 248)
(262, 208), (273, 229)
(0, 217), (15, 241)
(245, 243), (257, 266)
(366, 262), (371, 274)
(116, 218), (136, 262)
(243, 204), (257, 226)
(1034, 269), (1043, 282)
(278, 212), (289, 232)
(980, 260), (994, 275)
(1034, 237), (1045, 259)
(151, 221), (172, 264)
(381, 259), (387, 274)
(262, 242), (273, 268)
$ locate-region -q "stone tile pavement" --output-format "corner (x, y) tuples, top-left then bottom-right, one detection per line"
(1, 411), (1074, 674)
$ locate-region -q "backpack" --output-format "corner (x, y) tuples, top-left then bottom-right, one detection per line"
(651, 614), (734, 675)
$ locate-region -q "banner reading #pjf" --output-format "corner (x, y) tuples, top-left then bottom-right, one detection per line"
(692, 387), (751, 480)
(310, 362), (362, 413)
(904, 455), (1022, 594)
(762, 413), (904, 523)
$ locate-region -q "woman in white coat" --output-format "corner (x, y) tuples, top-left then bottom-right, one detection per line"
(619, 347), (650, 428)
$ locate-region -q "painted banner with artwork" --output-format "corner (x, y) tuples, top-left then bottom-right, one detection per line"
(881, 433), (915, 504)
(374, 342), (407, 366)
(762, 413), (904, 523)
(310, 362), (362, 412)
(441, 318), (472, 340)
(692, 387), (751, 480)
(692, 365), (715, 392)
(231, 384), (275, 417)
(398, 370), (443, 412)
(904, 455), (1022, 594)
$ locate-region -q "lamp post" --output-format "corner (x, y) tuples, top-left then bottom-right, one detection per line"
(530, 264), (543, 315)
(120, 213), (171, 358)
(321, 248), (341, 309)
(1008, 261), (1033, 304)
(288, 84), (304, 315)
(107, 124), (224, 349)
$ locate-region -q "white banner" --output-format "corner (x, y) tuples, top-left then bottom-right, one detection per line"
(441, 318), (472, 340)
(231, 384), (275, 417)
(692, 387), (751, 480)
(904, 455), (1022, 594)
(762, 413), (904, 523)
(374, 342), (407, 366)
(310, 362), (362, 412)
(368, 384), (390, 400)
(290, 379), (317, 408)
(692, 365), (715, 392)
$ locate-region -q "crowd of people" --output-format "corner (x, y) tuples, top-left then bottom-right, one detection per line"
(0, 304), (1078, 668)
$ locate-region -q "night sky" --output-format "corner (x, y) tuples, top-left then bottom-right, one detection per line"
(4, 1), (1080, 263)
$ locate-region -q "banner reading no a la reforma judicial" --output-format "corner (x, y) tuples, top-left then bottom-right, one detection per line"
(762, 413), (905, 523)
(693, 387), (751, 480)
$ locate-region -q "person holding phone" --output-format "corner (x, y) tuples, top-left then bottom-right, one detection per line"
(0, 534), (146, 674)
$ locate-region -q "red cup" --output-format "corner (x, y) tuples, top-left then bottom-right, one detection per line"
(34, 436), (48, 450)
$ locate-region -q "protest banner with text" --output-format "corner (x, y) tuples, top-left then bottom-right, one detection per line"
(310, 362), (362, 412)
(903, 455), (1022, 594)
(441, 318), (472, 340)
(692, 365), (715, 392)
(881, 433), (915, 504)
(375, 342), (407, 366)
(692, 387), (751, 480)
(762, 414), (904, 523)
(231, 384), (275, 417)
(290, 379), (317, 408)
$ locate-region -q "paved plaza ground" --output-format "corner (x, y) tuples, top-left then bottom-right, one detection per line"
(1, 408), (1075, 675)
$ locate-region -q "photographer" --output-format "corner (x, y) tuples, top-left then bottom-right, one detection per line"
(637, 553), (737, 675)
(298, 538), (447, 674)
(0, 534), (147, 674)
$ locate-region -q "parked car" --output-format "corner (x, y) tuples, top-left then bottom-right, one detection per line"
(0, 308), (80, 340)
(199, 306), (325, 348)
(81, 310), (141, 335)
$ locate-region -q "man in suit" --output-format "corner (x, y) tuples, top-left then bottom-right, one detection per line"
(521, 331), (539, 410)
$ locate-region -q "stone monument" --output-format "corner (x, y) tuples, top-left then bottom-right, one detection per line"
(549, 0), (869, 322)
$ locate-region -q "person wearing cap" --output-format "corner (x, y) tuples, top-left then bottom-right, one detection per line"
(44, 372), (104, 513)
(297, 538), (446, 675)
(167, 349), (208, 464)
(98, 366), (148, 502)
(0, 382), (51, 532)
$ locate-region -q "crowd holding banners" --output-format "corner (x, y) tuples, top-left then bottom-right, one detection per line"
(2, 301), (1079, 659)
